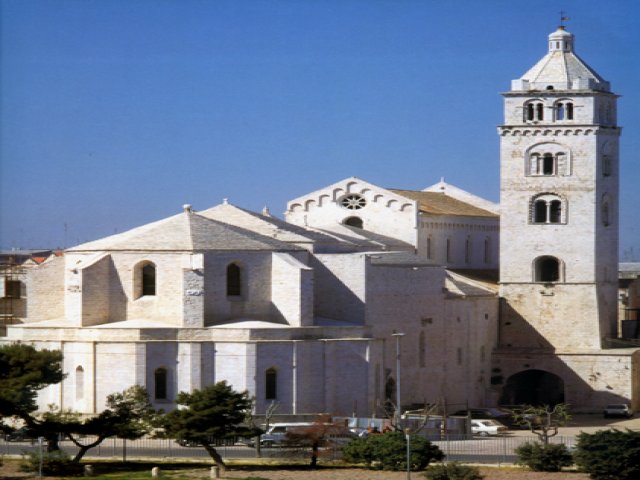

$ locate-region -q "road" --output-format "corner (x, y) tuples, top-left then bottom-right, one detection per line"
(1, 414), (637, 464)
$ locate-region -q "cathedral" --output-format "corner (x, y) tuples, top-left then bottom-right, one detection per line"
(3, 26), (639, 416)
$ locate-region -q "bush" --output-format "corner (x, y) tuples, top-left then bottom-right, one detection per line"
(343, 431), (444, 471)
(20, 450), (82, 476)
(424, 462), (484, 479)
(515, 441), (573, 472)
(574, 429), (640, 480)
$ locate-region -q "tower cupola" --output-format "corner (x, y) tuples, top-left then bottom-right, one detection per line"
(548, 26), (574, 52)
(511, 27), (610, 92)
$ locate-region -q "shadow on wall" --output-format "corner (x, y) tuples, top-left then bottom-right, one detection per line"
(311, 258), (365, 324)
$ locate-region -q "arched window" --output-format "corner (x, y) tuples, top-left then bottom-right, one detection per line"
(344, 216), (363, 229)
(142, 263), (156, 296)
(526, 144), (571, 177)
(75, 366), (84, 401)
(265, 368), (277, 400)
(549, 200), (562, 223)
(531, 194), (565, 224)
(524, 101), (544, 122)
(226, 263), (241, 296)
(154, 367), (168, 400)
(534, 200), (547, 223)
(555, 101), (573, 121)
(526, 103), (534, 121)
(135, 261), (156, 298)
(566, 103), (574, 120)
(556, 103), (565, 120)
(534, 256), (561, 283)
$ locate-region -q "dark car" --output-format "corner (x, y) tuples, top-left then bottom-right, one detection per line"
(5, 427), (36, 442)
(452, 408), (517, 428)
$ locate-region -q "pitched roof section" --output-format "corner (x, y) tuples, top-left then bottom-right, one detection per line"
(513, 27), (610, 92)
(69, 207), (302, 252)
(389, 189), (498, 218)
(199, 203), (338, 245)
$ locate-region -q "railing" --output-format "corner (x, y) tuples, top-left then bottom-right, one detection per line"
(0, 434), (576, 464)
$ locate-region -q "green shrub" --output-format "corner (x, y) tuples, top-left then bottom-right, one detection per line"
(20, 450), (82, 476)
(574, 429), (640, 480)
(514, 441), (573, 472)
(424, 462), (484, 479)
(343, 431), (444, 471)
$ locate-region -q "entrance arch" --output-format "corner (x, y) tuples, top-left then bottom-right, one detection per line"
(499, 369), (565, 406)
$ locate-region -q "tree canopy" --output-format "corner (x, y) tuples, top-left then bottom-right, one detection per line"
(160, 381), (259, 470)
(0, 343), (65, 421)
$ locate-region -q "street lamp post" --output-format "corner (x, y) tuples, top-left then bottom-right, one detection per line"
(392, 332), (405, 428)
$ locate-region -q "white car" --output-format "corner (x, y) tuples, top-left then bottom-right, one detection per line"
(470, 419), (508, 436)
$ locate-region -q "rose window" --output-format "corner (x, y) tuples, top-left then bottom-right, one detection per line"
(340, 194), (366, 210)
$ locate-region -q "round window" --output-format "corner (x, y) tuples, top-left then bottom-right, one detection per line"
(340, 194), (366, 210)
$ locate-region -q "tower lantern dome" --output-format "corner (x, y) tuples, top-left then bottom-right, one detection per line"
(548, 26), (574, 52)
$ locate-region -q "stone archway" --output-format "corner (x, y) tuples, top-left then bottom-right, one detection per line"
(499, 369), (565, 406)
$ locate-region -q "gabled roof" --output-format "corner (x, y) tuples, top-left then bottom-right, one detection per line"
(68, 206), (303, 252)
(389, 189), (498, 218)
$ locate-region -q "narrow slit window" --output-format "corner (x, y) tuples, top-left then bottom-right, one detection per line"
(549, 200), (562, 223)
(142, 263), (156, 296)
(154, 368), (168, 400)
(227, 263), (241, 296)
(566, 103), (574, 120)
(534, 200), (547, 223)
(265, 368), (277, 400)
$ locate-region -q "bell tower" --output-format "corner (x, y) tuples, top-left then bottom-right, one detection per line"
(498, 26), (620, 352)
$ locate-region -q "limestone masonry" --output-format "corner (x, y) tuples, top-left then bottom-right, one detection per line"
(1, 26), (638, 417)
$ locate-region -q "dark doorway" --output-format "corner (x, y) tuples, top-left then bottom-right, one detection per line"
(499, 369), (565, 406)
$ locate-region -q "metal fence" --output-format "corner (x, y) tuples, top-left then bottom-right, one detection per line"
(0, 434), (576, 464)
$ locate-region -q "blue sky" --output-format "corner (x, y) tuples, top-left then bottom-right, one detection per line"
(1, 0), (639, 258)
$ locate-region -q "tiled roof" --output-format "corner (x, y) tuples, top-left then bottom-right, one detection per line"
(389, 190), (498, 218)
(68, 209), (303, 252)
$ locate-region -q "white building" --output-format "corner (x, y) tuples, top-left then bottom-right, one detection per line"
(2, 26), (638, 416)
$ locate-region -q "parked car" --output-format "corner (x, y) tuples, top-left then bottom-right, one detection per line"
(453, 408), (516, 428)
(4, 427), (36, 442)
(603, 404), (634, 418)
(470, 419), (508, 437)
(243, 422), (314, 448)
